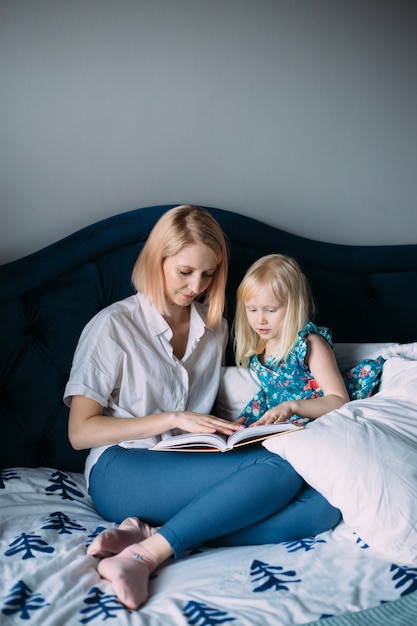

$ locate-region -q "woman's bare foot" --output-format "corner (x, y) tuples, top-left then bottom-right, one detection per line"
(87, 517), (156, 558)
(97, 544), (159, 610)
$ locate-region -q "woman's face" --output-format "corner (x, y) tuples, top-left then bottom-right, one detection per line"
(162, 244), (218, 309)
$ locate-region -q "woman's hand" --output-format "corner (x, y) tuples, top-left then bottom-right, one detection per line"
(174, 412), (245, 435)
(68, 395), (245, 451)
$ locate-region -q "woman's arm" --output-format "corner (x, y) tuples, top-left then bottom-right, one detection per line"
(254, 334), (349, 425)
(68, 395), (244, 450)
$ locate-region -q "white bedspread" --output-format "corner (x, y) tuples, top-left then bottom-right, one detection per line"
(1, 467), (416, 625)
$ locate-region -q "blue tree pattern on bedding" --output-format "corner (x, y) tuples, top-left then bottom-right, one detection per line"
(41, 510), (86, 534)
(79, 588), (130, 623)
(390, 564), (417, 595)
(1, 581), (49, 620)
(353, 534), (369, 549)
(5, 532), (54, 560)
(250, 560), (301, 592)
(183, 600), (236, 624)
(45, 470), (84, 500)
(283, 536), (326, 552)
(0, 469), (21, 489)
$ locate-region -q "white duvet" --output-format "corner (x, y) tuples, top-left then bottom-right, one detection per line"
(1, 467), (416, 625)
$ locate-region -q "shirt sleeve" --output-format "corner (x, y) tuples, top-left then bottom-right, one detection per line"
(63, 315), (123, 407)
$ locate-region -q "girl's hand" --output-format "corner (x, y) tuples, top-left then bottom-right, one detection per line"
(174, 412), (245, 435)
(250, 402), (293, 426)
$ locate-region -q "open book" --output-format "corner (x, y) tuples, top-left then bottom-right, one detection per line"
(150, 422), (303, 453)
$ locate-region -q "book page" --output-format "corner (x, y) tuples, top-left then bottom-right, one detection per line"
(150, 423), (303, 452)
(227, 423), (301, 447)
(151, 432), (229, 451)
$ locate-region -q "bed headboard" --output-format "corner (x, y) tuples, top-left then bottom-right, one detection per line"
(1, 205), (417, 472)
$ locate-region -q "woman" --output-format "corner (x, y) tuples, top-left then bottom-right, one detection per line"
(65, 206), (340, 610)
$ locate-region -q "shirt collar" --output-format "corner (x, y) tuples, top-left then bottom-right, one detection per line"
(135, 292), (209, 342)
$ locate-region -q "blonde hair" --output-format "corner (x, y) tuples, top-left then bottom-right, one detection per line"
(234, 254), (313, 366)
(132, 205), (228, 328)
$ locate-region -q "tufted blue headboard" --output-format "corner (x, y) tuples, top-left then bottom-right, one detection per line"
(1, 205), (417, 472)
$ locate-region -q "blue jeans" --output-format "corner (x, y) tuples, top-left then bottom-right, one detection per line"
(89, 445), (340, 557)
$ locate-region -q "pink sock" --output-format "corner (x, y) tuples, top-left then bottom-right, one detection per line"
(88, 517), (156, 558)
(98, 543), (159, 610)
(128, 543), (159, 573)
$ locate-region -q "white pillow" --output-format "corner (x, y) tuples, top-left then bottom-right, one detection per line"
(214, 366), (261, 421)
(263, 389), (417, 565)
(379, 357), (417, 401)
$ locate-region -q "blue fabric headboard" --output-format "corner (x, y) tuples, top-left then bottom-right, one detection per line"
(1, 205), (417, 472)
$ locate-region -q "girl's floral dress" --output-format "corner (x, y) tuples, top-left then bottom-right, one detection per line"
(239, 322), (329, 426)
(238, 321), (384, 426)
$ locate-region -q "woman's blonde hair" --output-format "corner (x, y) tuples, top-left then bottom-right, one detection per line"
(132, 205), (228, 327)
(234, 254), (313, 366)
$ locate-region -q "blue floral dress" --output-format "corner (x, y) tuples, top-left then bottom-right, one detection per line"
(239, 321), (385, 426)
(239, 322), (330, 426)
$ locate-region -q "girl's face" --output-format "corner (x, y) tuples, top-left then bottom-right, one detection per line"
(163, 244), (218, 309)
(244, 284), (287, 343)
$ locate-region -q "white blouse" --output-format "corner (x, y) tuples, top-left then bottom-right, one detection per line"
(64, 292), (228, 482)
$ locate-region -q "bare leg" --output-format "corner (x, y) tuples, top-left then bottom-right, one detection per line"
(88, 517), (157, 558)
(97, 534), (172, 610)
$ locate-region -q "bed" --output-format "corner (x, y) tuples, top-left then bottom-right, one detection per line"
(1, 204), (417, 625)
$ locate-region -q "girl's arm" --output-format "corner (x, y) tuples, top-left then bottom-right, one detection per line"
(255, 333), (349, 425)
(68, 395), (243, 451)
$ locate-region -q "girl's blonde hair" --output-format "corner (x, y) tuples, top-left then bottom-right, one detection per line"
(132, 205), (228, 328)
(234, 254), (313, 366)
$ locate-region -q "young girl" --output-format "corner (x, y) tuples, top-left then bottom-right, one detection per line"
(66, 210), (341, 611)
(234, 254), (349, 426)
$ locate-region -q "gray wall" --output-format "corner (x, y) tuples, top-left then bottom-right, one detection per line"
(1, 0), (417, 263)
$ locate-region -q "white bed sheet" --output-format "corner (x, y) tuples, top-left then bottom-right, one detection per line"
(1, 467), (415, 626)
